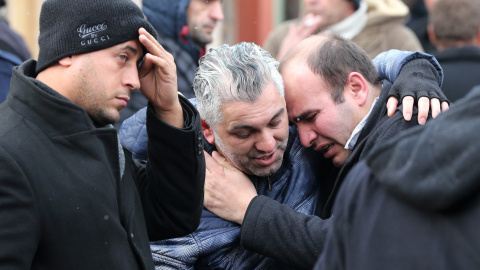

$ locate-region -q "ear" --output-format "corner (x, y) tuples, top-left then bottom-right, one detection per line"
(58, 56), (74, 67)
(201, 119), (215, 144)
(345, 72), (368, 106)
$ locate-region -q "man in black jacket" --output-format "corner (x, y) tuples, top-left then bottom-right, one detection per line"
(428, 0), (480, 102)
(0, 0), (205, 269)
(315, 86), (480, 269)
(203, 34), (449, 269)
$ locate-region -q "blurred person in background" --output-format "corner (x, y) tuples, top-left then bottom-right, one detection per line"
(263, 0), (423, 61)
(428, 0), (480, 102)
(0, 0), (31, 103)
(115, 0), (224, 128)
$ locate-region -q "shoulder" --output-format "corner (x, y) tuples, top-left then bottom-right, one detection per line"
(333, 160), (376, 218)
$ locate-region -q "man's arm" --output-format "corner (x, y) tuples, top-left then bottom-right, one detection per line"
(374, 49), (449, 123)
(241, 196), (333, 269)
(204, 150), (332, 269)
(133, 28), (205, 240)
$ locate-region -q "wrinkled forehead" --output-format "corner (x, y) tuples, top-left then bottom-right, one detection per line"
(219, 87), (286, 129)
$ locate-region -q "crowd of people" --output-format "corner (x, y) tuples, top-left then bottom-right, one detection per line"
(0, 0), (478, 269)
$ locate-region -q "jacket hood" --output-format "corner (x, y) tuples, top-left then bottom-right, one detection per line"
(364, 0), (409, 26)
(142, 0), (200, 60)
(366, 87), (480, 212)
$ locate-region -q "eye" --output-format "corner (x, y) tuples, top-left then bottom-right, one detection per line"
(269, 119), (282, 127)
(305, 113), (317, 122)
(119, 54), (128, 62)
(234, 131), (251, 139)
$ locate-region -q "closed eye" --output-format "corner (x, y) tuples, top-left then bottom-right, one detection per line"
(269, 119), (282, 127)
(305, 113), (317, 122)
(235, 132), (251, 139)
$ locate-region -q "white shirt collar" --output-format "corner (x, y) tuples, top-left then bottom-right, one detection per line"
(345, 97), (379, 151)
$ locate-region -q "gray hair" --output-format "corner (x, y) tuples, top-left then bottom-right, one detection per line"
(193, 42), (284, 128)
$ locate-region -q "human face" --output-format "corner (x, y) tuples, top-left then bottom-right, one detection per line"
(210, 83), (289, 176)
(187, 0), (224, 47)
(283, 62), (357, 167)
(302, 0), (355, 28)
(69, 40), (143, 126)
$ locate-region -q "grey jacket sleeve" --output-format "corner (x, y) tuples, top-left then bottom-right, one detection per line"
(240, 195), (333, 270)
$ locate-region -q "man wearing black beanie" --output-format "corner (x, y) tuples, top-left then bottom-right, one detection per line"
(0, 0), (205, 269)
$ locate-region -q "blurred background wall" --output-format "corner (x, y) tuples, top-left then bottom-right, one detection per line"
(5, 0), (303, 59)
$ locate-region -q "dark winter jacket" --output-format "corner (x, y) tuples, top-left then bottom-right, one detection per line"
(119, 102), (332, 269)
(0, 60), (205, 270)
(434, 46), (480, 103)
(315, 86), (480, 270)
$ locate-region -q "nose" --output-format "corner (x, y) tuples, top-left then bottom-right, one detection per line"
(123, 66), (141, 90)
(210, 1), (224, 21)
(255, 130), (276, 154)
(297, 124), (317, 148)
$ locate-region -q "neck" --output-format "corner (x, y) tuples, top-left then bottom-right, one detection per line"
(436, 40), (480, 52)
(36, 66), (72, 101)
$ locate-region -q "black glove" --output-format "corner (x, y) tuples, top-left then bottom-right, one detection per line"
(388, 59), (449, 105)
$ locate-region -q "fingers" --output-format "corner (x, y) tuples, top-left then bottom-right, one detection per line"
(300, 13), (322, 35)
(138, 28), (173, 61)
(401, 96), (414, 121)
(417, 97), (429, 125)
(204, 150), (215, 173)
(386, 96), (399, 117)
(430, 98), (441, 119)
(138, 28), (174, 75)
(441, 101), (450, 112)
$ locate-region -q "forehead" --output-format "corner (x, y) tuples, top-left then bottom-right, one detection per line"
(188, 0), (221, 9)
(106, 39), (142, 54)
(283, 62), (331, 115)
(220, 82), (285, 128)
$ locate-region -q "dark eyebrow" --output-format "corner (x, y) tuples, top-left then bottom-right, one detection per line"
(121, 45), (139, 56)
(229, 108), (285, 131)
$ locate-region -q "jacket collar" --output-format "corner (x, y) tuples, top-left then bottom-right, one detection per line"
(7, 60), (110, 137)
(434, 46), (480, 62)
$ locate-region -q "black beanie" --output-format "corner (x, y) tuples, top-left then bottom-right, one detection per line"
(36, 0), (157, 73)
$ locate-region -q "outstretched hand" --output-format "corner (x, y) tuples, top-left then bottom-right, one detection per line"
(204, 150), (257, 224)
(137, 28), (183, 128)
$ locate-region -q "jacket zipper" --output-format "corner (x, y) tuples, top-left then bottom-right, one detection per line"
(267, 174), (272, 191)
(253, 175), (272, 191)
